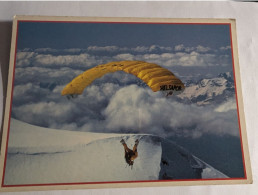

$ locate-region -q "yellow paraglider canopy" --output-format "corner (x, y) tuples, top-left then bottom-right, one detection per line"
(61, 60), (185, 96)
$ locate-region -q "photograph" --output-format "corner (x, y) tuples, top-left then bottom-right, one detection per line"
(0, 16), (252, 191)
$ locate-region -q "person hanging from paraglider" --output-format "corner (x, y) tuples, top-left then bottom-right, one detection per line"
(120, 139), (139, 168)
(166, 91), (173, 97)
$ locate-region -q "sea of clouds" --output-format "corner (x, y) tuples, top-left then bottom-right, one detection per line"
(11, 44), (240, 138)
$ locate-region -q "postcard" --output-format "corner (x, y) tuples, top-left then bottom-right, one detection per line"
(0, 16), (252, 191)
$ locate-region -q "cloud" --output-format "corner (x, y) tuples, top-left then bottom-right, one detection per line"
(12, 79), (122, 129)
(12, 83), (50, 106)
(34, 48), (58, 53)
(215, 97), (237, 112)
(114, 53), (135, 61)
(132, 46), (150, 53)
(139, 51), (228, 67)
(87, 46), (122, 52)
(174, 44), (211, 53)
(175, 44), (185, 51)
(196, 45), (211, 53)
(12, 101), (78, 128)
(11, 45), (237, 139)
(33, 53), (100, 68)
(220, 46), (231, 51)
(63, 48), (84, 53)
(16, 51), (104, 68)
(11, 79), (239, 139)
(16, 43), (231, 71)
(86, 45), (173, 54)
(148, 45), (173, 52)
(100, 85), (240, 138)
(16, 51), (36, 66)
(14, 66), (84, 87)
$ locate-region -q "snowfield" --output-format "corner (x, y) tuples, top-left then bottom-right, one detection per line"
(177, 72), (235, 105)
(4, 119), (228, 185)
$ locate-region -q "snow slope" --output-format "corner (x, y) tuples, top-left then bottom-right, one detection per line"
(177, 72), (235, 105)
(4, 119), (228, 185)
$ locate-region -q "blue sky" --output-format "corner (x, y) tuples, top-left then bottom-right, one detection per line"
(15, 21), (234, 81)
(17, 21), (231, 50)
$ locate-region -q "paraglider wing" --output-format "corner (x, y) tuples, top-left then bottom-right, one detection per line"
(61, 60), (185, 96)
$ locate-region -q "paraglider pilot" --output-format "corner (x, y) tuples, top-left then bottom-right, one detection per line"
(120, 139), (139, 167)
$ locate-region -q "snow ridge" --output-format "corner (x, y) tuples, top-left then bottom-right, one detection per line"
(4, 119), (228, 185)
(177, 72), (235, 105)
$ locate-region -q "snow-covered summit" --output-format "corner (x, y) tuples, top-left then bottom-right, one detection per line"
(4, 119), (228, 185)
(177, 72), (235, 105)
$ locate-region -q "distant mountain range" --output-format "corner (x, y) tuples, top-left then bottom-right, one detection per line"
(176, 72), (235, 106)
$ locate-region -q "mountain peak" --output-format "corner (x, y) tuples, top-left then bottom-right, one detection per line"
(217, 72), (233, 80)
(177, 72), (235, 105)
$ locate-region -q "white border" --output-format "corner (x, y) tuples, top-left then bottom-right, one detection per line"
(0, 1), (257, 195)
